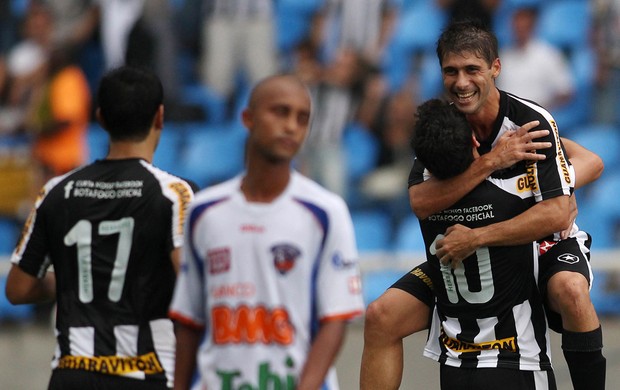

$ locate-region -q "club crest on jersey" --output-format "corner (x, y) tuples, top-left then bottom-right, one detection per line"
(271, 244), (301, 275)
(557, 253), (580, 264)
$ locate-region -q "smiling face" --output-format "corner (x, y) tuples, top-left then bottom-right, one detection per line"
(242, 76), (311, 164)
(441, 50), (501, 117)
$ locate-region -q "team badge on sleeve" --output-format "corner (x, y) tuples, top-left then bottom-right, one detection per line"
(271, 244), (301, 275)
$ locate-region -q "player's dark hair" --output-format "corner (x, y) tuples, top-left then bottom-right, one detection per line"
(97, 66), (163, 141)
(411, 99), (474, 180)
(436, 19), (499, 67)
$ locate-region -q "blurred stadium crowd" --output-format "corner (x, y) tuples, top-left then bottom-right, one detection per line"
(1, 0), (620, 320)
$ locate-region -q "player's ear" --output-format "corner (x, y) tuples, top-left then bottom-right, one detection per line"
(491, 58), (501, 80)
(153, 104), (164, 130)
(241, 108), (253, 131)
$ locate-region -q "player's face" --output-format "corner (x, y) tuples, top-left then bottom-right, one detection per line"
(441, 51), (500, 116)
(246, 82), (311, 163)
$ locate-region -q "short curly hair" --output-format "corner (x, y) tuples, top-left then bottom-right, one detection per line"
(411, 99), (474, 180)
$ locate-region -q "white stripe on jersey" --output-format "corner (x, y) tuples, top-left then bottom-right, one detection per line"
(151, 318), (176, 388)
(115, 325), (139, 356)
(534, 370), (552, 390)
(69, 326), (95, 357)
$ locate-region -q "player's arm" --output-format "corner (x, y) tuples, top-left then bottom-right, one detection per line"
(562, 137), (604, 189)
(410, 122), (551, 219)
(436, 195), (570, 265)
(297, 319), (347, 390)
(5, 265), (55, 304)
(170, 248), (181, 274)
(173, 323), (201, 390)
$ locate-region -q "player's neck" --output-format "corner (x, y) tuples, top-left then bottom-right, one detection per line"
(106, 141), (154, 163)
(467, 92), (500, 141)
(241, 164), (291, 203)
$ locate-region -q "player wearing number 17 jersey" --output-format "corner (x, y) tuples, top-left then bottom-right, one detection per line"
(412, 100), (556, 389)
(6, 66), (195, 389)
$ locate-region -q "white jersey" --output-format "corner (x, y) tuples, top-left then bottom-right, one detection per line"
(169, 171), (364, 390)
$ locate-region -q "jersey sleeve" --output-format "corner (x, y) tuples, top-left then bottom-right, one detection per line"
(10, 178), (62, 278)
(526, 111), (572, 202)
(158, 175), (195, 250)
(168, 203), (207, 330)
(315, 198), (365, 321)
(408, 158), (427, 188)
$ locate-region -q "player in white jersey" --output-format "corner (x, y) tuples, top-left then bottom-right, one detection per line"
(169, 74), (364, 390)
(5, 66), (195, 389)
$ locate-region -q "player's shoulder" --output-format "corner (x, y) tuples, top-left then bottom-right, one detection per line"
(502, 90), (555, 125)
(140, 161), (197, 193)
(289, 171), (349, 211)
(192, 175), (241, 205)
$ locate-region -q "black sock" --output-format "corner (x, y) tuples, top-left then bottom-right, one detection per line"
(562, 326), (606, 390)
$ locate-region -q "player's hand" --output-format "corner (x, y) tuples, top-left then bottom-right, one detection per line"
(561, 193), (578, 239)
(487, 121), (552, 170)
(435, 224), (477, 269)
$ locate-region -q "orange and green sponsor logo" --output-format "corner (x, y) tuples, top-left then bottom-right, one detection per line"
(212, 305), (294, 345)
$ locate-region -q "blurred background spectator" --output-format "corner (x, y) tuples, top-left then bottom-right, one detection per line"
(496, 5), (575, 111)
(593, 0), (620, 126)
(198, 0), (278, 118)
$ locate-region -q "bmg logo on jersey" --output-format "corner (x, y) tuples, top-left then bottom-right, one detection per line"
(212, 305), (294, 345)
(271, 244), (301, 275)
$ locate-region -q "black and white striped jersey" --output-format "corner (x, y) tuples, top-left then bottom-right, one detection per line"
(419, 178), (552, 370)
(11, 158), (194, 386)
(408, 90), (573, 370)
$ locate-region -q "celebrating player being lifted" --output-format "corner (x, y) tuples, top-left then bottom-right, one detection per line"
(361, 19), (605, 390)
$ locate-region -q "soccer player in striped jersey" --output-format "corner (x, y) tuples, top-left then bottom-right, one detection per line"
(361, 20), (605, 390)
(168, 74), (365, 390)
(412, 99), (556, 388)
(5, 66), (195, 389)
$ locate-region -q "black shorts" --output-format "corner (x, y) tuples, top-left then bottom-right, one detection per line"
(48, 369), (169, 390)
(538, 235), (593, 332)
(440, 365), (557, 390)
(390, 262), (435, 308)
(392, 235), (593, 333)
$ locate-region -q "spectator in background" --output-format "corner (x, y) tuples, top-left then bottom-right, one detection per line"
(496, 5), (575, 110)
(198, 0), (278, 113)
(358, 82), (417, 223)
(295, 0), (396, 198)
(593, 0), (620, 126)
(45, 0), (99, 53)
(0, 0), (53, 122)
(296, 46), (370, 197)
(315, 0), (397, 69)
(24, 45), (91, 181)
(96, 0), (182, 104)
